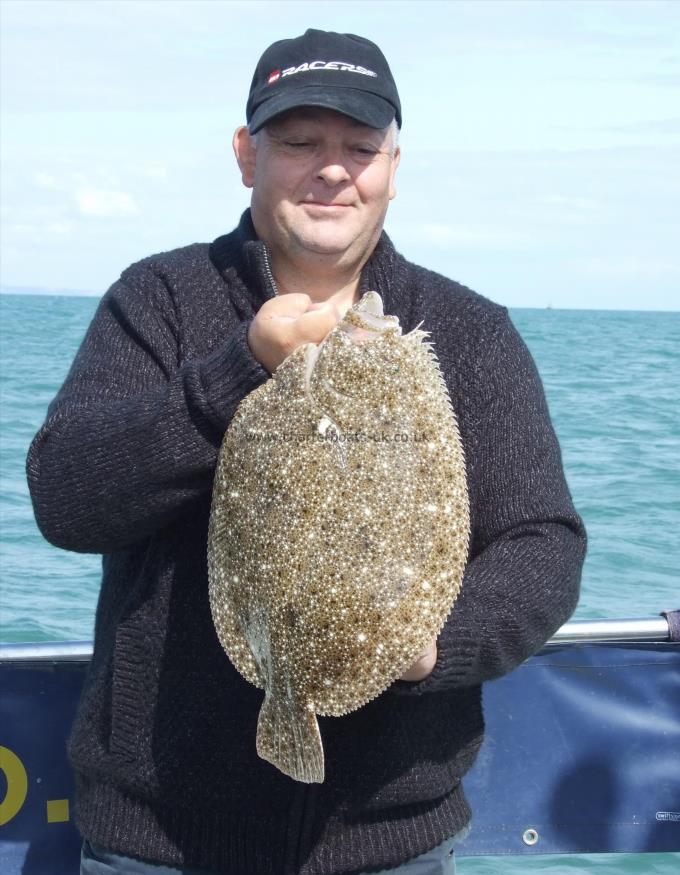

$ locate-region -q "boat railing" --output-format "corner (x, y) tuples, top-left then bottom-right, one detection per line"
(545, 614), (671, 644)
(0, 614), (673, 663)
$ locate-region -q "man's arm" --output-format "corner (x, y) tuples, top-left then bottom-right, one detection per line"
(26, 265), (270, 554)
(390, 306), (587, 696)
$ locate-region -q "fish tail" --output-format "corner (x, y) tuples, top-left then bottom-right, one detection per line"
(256, 691), (325, 783)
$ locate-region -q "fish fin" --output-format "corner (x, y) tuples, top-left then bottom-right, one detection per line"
(256, 692), (325, 784)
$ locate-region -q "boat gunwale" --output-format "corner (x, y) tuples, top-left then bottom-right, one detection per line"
(0, 616), (673, 664)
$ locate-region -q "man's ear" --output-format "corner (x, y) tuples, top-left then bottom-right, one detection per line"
(389, 146), (401, 201)
(233, 126), (257, 188)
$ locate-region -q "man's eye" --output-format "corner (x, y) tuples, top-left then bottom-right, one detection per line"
(284, 140), (312, 149)
(354, 147), (378, 157)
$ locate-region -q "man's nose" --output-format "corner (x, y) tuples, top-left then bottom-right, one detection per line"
(314, 146), (351, 186)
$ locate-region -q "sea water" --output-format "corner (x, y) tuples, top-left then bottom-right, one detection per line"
(1, 293), (678, 873)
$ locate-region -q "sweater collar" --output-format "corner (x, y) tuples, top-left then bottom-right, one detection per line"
(209, 208), (412, 327)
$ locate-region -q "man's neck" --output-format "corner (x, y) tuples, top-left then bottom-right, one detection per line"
(267, 249), (365, 314)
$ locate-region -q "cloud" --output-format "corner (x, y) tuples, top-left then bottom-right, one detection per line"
(75, 187), (139, 217)
(414, 222), (535, 251)
(574, 255), (680, 281)
(561, 117), (680, 135)
(537, 195), (604, 211)
(4, 222), (40, 234)
(137, 163), (168, 182)
(33, 171), (61, 189)
(46, 221), (73, 235)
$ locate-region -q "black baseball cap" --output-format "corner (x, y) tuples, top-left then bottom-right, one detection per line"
(246, 29), (402, 135)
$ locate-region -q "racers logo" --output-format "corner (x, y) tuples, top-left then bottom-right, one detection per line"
(266, 60), (378, 84)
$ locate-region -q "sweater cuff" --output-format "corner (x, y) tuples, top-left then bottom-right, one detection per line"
(200, 319), (271, 433)
(388, 624), (479, 697)
(660, 609), (680, 642)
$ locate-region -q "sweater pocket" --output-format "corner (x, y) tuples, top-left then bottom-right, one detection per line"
(107, 536), (174, 791)
(109, 618), (163, 790)
(322, 684), (484, 814)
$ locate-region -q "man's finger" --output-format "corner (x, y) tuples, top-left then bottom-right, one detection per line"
(260, 292), (313, 319)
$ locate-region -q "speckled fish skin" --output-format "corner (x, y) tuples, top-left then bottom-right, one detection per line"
(207, 291), (470, 784)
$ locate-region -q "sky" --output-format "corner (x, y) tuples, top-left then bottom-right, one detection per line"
(1, 0), (679, 310)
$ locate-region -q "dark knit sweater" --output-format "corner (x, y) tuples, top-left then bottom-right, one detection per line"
(26, 209), (586, 874)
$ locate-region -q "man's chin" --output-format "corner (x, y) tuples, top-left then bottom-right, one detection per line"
(293, 233), (355, 258)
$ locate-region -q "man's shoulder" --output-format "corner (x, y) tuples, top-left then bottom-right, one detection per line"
(119, 241), (214, 286)
(400, 254), (508, 330)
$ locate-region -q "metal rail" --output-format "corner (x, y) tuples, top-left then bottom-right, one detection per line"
(0, 640), (93, 663)
(544, 615), (671, 645)
(0, 616), (673, 663)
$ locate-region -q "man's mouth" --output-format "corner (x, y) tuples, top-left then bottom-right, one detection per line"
(301, 200), (353, 209)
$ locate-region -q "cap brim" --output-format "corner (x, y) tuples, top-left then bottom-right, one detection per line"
(248, 85), (396, 134)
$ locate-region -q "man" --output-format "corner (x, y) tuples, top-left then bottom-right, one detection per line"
(26, 28), (587, 875)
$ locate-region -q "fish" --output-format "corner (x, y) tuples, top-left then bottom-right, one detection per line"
(207, 290), (470, 784)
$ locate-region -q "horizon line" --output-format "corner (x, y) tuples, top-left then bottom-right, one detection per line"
(1, 286), (678, 315)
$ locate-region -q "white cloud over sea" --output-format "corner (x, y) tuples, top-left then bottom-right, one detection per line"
(75, 188), (140, 218)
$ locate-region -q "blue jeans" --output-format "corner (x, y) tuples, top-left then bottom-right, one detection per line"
(80, 822), (470, 874)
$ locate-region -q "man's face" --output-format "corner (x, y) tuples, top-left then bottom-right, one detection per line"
(235, 107), (400, 269)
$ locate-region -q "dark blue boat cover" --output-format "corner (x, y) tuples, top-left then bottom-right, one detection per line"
(1, 641), (679, 872)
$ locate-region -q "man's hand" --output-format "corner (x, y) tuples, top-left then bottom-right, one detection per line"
(247, 293), (341, 374)
(398, 640), (438, 682)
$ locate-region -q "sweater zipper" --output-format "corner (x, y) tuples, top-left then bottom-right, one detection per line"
(283, 780), (308, 875)
(284, 780), (320, 874)
(260, 245), (279, 298)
